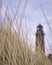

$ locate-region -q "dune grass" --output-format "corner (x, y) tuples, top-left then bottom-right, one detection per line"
(0, 5), (52, 65)
(0, 22), (52, 65)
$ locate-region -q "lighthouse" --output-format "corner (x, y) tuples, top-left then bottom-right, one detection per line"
(36, 24), (45, 53)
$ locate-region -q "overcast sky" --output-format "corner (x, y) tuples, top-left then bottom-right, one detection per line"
(1, 0), (52, 55)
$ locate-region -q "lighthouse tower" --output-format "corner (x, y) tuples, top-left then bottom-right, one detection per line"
(36, 24), (45, 52)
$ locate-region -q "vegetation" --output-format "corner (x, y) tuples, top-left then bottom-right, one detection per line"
(0, 20), (52, 65)
(0, 1), (52, 65)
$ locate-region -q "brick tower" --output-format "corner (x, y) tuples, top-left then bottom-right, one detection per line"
(36, 24), (45, 52)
